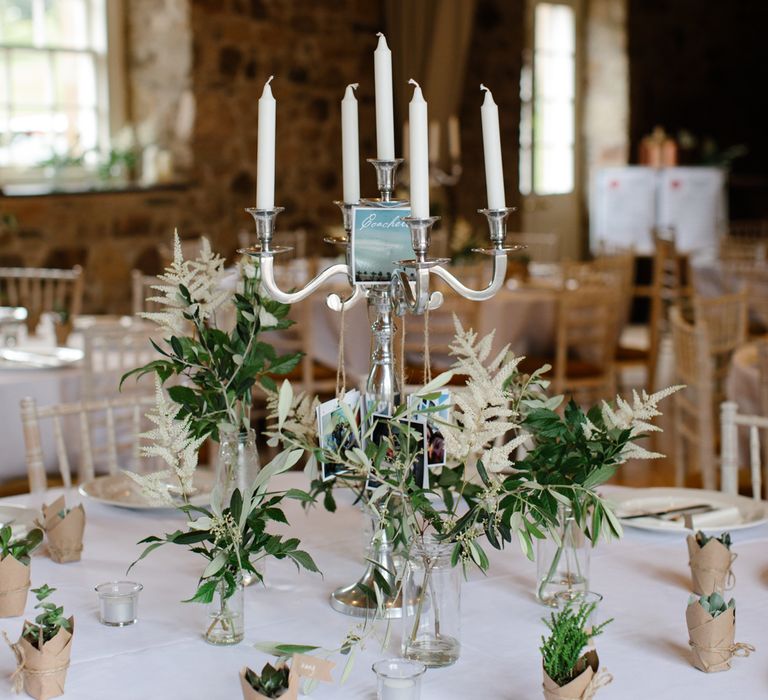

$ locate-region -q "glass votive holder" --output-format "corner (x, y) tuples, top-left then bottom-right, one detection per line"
(553, 590), (604, 632)
(372, 658), (426, 700)
(95, 581), (143, 626)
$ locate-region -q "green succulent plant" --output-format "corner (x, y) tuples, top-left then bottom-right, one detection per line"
(690, 591), (735, 618)
(23, 584), (71, 649)
(694, 530), (731, 550)
(244, 662), (290, 698)
(0, 525), (43, 565)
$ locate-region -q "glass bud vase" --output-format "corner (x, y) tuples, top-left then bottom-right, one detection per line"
(402, 538), (461, 668)
(215, 427), (261, 504)
(203, 577), (244, 645)
(536, 506), (590, 606)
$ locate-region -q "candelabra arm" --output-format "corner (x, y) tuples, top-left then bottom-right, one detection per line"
(391, 270), (443, 316)
(430, 253), (508, 301)
(257, 255), (352, 305)
(327, 285), (365, 312)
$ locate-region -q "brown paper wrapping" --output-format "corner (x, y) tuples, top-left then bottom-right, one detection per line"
(686, 603), (753, 672)
(239, 667), (295, 700)
(42, 498), (85, 564)
(542, 650), (612, 700)
(0, 555), (30, 618)
(10, 617), (74, 700)
(686, 535), (733, 596)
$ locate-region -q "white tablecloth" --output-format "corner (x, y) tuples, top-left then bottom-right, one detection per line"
(0, 475), (765, 699)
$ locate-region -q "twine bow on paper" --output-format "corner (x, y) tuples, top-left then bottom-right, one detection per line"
(688, 638), (755, 671)
(2, 630), (71, 694)
(582, 669), (613, 700)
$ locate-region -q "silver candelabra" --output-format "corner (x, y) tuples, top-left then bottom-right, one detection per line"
(242, 158), (519, 618)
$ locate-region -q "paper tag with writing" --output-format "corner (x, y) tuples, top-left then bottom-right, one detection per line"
(291, 653), (335, 682)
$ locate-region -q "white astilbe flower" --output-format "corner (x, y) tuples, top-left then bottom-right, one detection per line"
(600, 385), (683, 462)
(443, 317), (529, 471)
(140, 230), (229, 335)
(266, 388), (320, 444)
(126, 379), (206, 504)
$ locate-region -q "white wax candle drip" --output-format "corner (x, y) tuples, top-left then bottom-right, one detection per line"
(341, 83), (360, 204)
(408, 79), (430, 219)
(256, 75), (276, 209)
(480, 83), (506, 210)
(374, 33), (396, 160)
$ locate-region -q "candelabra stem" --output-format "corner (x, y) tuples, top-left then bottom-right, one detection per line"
(365, 287), (400, 414)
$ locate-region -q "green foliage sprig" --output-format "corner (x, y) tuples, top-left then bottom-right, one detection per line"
(0, 526), (43, 566)
(695, 530), (731, 550)
(690, 591), (735, 618)
(244, 663), (291, 698)
(23, 585), (71, 650)
(540, 602), (612, 687)
(128, 452), (319, 603)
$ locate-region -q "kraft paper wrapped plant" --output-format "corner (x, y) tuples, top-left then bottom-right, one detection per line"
(0, 526), (43, 618)
(686, 592), (754, 673)
(4, 585), (74, 700)
(240, 654), (335, 700)
(41, 497), (85, 564)
(540, 601), (613, 699)
(686, 531), (735, 596)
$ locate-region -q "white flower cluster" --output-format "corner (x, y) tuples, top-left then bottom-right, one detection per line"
(141, 231), (229, 335)
(584, 385), (683, 462)
(125, 379), (206, 505)
(443, 318), (529, 472)
(266, 388), (320, 446)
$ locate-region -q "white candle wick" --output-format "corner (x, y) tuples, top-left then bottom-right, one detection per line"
(408, 78), (420, 89)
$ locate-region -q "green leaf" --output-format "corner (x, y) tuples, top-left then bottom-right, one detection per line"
(182, 579), (219, 604)
(203, 550), (227, 578)
(286, 549), (320, 574)
(277, 380), (293, 429)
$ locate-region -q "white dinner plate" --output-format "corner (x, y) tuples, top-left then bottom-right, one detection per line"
(0, 505), (40, 538)
(79, 470), (216, 510)
(0, 346), (84, 370)
(609, 487), (768, 534)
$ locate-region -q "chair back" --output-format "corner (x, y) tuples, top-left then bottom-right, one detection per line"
(720, 401), (767, 500)
(20, 394), (154, 493)
(0, 266), (84, 338)
(130, 270), (161, 316)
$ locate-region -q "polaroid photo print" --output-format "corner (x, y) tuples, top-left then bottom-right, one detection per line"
(316, 393), (360, 482)
(366, 414), (428, 490)
(408, 391), (451, 468)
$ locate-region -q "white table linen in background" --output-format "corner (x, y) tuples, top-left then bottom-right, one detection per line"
(0, 474), (765, 699)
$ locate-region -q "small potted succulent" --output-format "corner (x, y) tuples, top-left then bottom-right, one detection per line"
(240, 662), (293, 700)
(686, 531), (734, 596)
(540, 602), (613, 699)
(42, 496), (86, 564)
(9, 584), (74, 699)
(686, 592), (752, 673)
(0, 525), (43, 617)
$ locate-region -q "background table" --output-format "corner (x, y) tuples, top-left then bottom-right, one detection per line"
(0, 474), (764, 699)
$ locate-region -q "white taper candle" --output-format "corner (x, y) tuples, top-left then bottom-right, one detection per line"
(256, 75), (276, 209)
(341, 83), (360, 204)
(408, 79), (430, 219)
(480, 84), (505, 210)
(374, 33), (395, 160)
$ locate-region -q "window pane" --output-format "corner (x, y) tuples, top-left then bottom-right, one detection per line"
(2, 0), (34, 45)
(534, 53), (574, 100)
(535, 4), (575, 54)
(44, 0), (88, 49)
(535, 99), (574, 147)
(0, 52), (7, 103)
(8, 109), (53, 165)
(10, 49), (51, 107)
(54, 51), (96, 107)
(534, 146), (573, 195)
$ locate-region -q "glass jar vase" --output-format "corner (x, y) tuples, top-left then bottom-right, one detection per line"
(401, 538), (461, 668)
(536, 506), (590, 606)
(215, 427), (261, 503)
(203, 577), (244, 645)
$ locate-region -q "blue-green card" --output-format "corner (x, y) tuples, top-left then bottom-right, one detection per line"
(351, 205), (414, 283)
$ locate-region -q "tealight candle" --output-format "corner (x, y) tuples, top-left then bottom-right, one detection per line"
(372, 658), (425, 700)
(95, 581), (143, 627)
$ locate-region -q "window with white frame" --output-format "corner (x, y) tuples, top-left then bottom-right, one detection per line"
(0, 0), (114, 178)
(519, 2), (576, 195)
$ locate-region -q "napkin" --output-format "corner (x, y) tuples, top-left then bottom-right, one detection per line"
(689, 506), (741, 530)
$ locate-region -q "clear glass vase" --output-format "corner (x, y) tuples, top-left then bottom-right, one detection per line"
(203, 577), (244, 645)
(536, 506), (590, 606)
(215, 427), (260, 504)
(402, 538), (461, 668)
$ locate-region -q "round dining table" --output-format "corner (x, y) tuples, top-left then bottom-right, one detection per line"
(0, 473), (764, 699)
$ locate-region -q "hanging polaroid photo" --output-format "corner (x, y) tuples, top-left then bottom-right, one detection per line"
(408, 391), (451, 468)
(315, 392), (360, 482)
(366, 414), (428, 490)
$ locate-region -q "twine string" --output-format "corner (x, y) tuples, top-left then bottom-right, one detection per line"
(399, 313), (406, 394)
(335, 303), (347, 399)
(423, 305), (432, 385)
(2, 631), (71, 694)
(688, 639), (755, 662)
